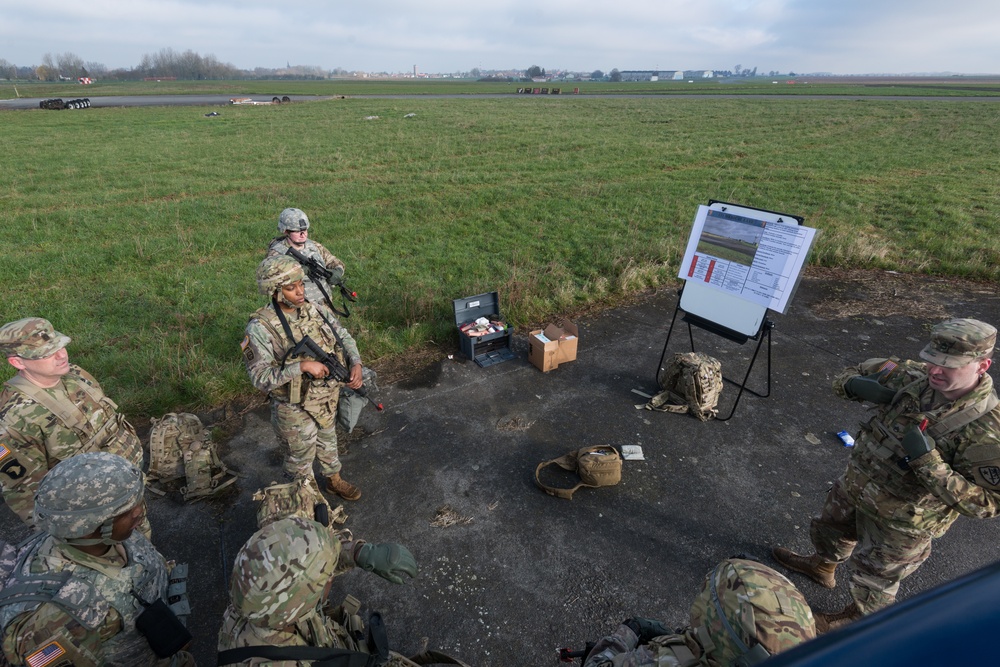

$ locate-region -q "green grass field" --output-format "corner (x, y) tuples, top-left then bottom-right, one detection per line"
(2, 88), (999, 416)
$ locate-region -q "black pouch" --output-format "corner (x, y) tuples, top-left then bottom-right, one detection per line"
(134, 597), (193, 658)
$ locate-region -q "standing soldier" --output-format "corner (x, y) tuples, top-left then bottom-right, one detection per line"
(242, 255), (364, 500)
(0, 452), (195, 667)
(217, 516), (420, 666)
(773, 318), (1000, 632)
(0, 318), (147, 533)
(266, 207), (348, 314)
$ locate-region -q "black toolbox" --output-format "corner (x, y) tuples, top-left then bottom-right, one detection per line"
(452, 291), (515, 367)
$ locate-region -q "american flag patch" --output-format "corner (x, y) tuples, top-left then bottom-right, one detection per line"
(26, 641), (66, 667)
(0, 443), (9, 462)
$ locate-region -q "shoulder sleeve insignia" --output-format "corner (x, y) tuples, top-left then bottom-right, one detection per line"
(241, 335), (256, 363)
(979, 466), (1000, 487)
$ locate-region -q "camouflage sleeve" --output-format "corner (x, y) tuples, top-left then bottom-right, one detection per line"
(910, 421), (1000, 519)
(0, 425), (49, 526)
(265, 236), (288, 258)
(326, 318), (362, 368)
(314, 242), (346, 280)
(242, 318), (302, 395)
(2, 604), (104, 667)
(583, 624), (659, 667)
(832, 356), (916, 400)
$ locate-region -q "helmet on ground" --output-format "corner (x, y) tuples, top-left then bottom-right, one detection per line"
(228, 516), (339, 628)
(278, 208), (310, 233)
(33, 452), (145, 544)
(256, 255), (305, 296)
(689, 558), (816, 666)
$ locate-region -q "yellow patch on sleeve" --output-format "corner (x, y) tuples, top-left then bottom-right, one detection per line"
(240, 335), (250, 351)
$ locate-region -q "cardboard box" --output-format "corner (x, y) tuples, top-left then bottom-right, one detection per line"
(452, 291), (516, 368)
(528, 319), (579, 372)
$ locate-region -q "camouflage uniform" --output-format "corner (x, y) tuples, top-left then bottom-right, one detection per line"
(218, 517), (418, 667)
(265, 208), (346, 311)
(0, 452), (194, 667)
(0, 318), (145, 529)
(242, 256), (361, 487)
(810, 319), (1000, 614)
(585, 559), (815, 667)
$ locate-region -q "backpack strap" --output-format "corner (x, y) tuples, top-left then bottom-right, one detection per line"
(534, 453), (588, 500)
(5, 374), (92, 432)
(927, 391), (1000, 439)
(217, 645), (373, 667)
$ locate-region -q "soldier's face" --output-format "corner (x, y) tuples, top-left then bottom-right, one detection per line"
(286, 229), (308, 247)
(110, 500), (146, 542)
(8, 346), (70, 385)
(927, 358), (992, 400)
(280, 280), (306, 307)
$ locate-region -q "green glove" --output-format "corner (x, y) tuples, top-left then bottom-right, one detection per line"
(623, 617), (670, 643)
(844, 372), (896, 404)
(902, 424), (935, 461)
(355, 542), (417, 584)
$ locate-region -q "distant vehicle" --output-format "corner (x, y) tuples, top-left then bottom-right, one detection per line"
(766, 560), (1000, 666)
(229, 96), (292, 106)
(39, 98), (90, 110)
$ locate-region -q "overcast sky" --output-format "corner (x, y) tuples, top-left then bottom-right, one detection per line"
(2, 0), (997, 75)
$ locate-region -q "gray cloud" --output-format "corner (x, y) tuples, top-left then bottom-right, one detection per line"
(1, 0), (997, 74)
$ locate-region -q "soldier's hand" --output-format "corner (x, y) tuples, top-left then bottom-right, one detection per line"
(844, 373), (895, 404)
(623, 617), (670, 643)
(347, 363), (364, 390)
(300, 360), (328, 378)
(902, 424), (935, 461)
(355, 542), (417, 584)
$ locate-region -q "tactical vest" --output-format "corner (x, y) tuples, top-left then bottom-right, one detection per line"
(844, 371), (1000, 537)
(0, 533), (177, 667)
(0, 366), (143, 470)
(252, 303), (347, 426)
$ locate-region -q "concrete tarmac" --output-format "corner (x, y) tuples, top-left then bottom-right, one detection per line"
(3, 268), (1000, 666)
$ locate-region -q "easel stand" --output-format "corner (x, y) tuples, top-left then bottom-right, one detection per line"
(656, 288), (773, 421)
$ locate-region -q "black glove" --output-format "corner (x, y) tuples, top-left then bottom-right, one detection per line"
(623, 617), (670, 643)
(355, 542), (418, 584)
(902, 424), (935, 461)
(844, 373), (896, 404)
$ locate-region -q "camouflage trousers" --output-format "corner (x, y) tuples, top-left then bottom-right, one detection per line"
(809, 478), (932, 614)
(271, 401), (341, 480)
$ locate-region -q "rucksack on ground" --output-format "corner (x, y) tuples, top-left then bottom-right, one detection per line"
(646, 351), (723, 421)
(148, 412), (237, 502)
(534, 445), (622, 500)
(688, 558), (816, 667)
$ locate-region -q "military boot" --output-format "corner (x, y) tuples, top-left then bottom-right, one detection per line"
(772, 546), (837, 588)
(326, 473), (361, 501)
(814, 601), (862, 634)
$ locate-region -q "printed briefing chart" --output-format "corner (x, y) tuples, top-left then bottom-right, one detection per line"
(678, 205), (817, 313)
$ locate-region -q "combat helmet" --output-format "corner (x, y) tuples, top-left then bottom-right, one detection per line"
(689, 558), (816, 667)
(278, 208), (310, 233)
(228, 516), (339, 629)
(256, 255), (305, 296)
(33, 452), (145, 545)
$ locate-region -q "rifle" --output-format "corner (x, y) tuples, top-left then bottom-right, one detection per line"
(287, 335), (383, 412)
(286, 246), (357, 317)
(557, 642), (596, 664)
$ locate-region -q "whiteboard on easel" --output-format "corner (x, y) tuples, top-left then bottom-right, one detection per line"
(678, 201), (812, 337)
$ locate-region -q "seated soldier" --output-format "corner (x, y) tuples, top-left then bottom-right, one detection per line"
(217, 516), (421, 666)
(0, 452), (194, 667)
(583, 558), (816, 667)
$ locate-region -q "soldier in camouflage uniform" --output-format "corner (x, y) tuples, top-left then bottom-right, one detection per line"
(242, 255), (365, 500)
(0, 452), (195, 667)
(773, 318), (1000, 632)
(266, 208), (347, 313)
(217, 515), (419, 666)
(0, 318), (148, 535)
(584, 558), (815, 667)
